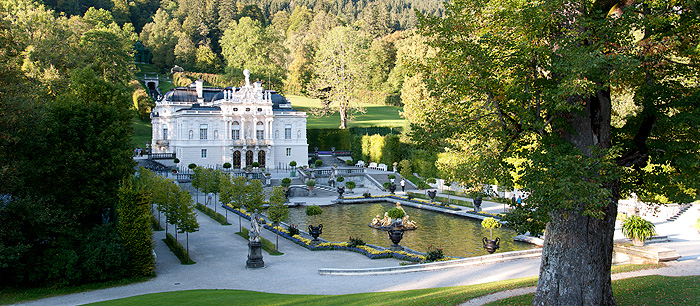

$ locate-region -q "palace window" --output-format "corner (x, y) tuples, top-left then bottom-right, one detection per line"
(201, 149), (207, 158)
(163, 128), (168, 140)
(200, 124), (208, 140)
(256, 122), (264, 140)
(286, 148), (291, 157)
(285, 124), (292, 139)
(232, 121), (240, 140)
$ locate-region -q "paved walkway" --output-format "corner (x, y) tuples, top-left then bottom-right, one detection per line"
(19, 177), (700, 305)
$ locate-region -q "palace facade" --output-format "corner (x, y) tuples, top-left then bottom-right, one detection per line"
(150, 70), (308, 170)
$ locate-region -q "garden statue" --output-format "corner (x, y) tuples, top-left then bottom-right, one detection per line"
(250, 210), (262, 243)
(246, 210), (264, 268)
(369, 202), (417, 230)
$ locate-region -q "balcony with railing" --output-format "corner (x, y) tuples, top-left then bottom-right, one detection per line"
(230, 139), (272, 147)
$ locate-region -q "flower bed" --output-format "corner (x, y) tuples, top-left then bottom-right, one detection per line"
(223, 204), (455, 262)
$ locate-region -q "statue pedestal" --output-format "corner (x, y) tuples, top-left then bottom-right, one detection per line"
(246, 241), (264, 268)
(390, 245), (404, 252)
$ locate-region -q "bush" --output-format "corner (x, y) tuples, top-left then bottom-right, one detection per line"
(363, 191), (372, 198)
(163, 233), (194, 264)
(425, 246), (444, 262)
(174, 158), (180, 164)
(287, 224), (300, 236)
(195, 203), (230, 225)
(305, 205), (322, 216)
(314, 159), (323, 167)
(399, 160), (412, 178)
(223, 162), (231, 169)
(251, 162), (260, 168)
(345, 159), (354, 166)
(188, 163), (197, 169)
(305, 179), (316, 187)
(280, 177), (292, 188)
(289, 161), (297, 167)
(383, 182), (392, 189)
(387, 207), (405, 219)
(348, 235), (365, 247)
(151, 215), (163, 231)
(336, 176), (345, 183)
(388, 174), (396, 180)
(621, 216), (656, 244)
(346, 181), (356, 190)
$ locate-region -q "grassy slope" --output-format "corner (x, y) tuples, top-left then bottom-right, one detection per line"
(287, 95), (406, 129)
(84, 264), (663, 306)
(485, 275), (700, 306)
(131, 112), (152, 148)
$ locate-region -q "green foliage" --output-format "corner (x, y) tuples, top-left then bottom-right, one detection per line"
(195, 203), (229, 225)
(280, 177), (292, 188)
(387, 207), (405, 219)
(245, 179), (266, 213)
(314, 159), (323, 167)
(388, 174), (396, 180)
(289, 161), (297, 167)
(399, 160), (412, 178)
(305, 179), (316, 187)
(221, 17), (285, 89)
(621, 216), (657, 243)
(425, 246), (444, 262)
(308, 26), (371, 129)
(132, 88), (154, 121)
(348, 236), (365, 247)
(117, 185), (155, 277)
(481, 217), (501, 230)
(336, 176), (345, 183)
(266, 187), (289, 224)
(345, 181), (356, 190)
(163, 233), (194, 264)
(223, 162), (231, 169)
(345, 159), (354, 166)
(383, 182), (392, 190)
(306, 129), (352, 151)
(188, 163), (197, 169)
(305, 205), (322, 217)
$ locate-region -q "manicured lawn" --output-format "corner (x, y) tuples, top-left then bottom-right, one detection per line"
(287, 95), (406, 129)
(131, 112), (152, 148)
(0, 276), (152, 305)
(485, 275), (700, 305)
(85, 264), (663, 306)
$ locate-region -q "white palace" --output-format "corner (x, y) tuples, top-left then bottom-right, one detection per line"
(150, 69), (308, 170)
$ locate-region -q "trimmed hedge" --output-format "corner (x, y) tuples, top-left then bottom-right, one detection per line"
(407, 192), (474, 208)
(237, 227), (283, 255)
(151, 215), (164, 231)
(163, 233), (195, 264)
(195, 203), (231, 225)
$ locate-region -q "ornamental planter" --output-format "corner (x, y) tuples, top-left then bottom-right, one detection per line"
(308, 224), (323, 241)
(388, 228), (404, 251)
(482, 237), (500, 254)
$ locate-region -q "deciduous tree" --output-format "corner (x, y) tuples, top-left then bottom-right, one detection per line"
(418, 0), (700, 304)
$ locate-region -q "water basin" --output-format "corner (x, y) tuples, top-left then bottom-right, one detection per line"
(281, 202), (538, 258)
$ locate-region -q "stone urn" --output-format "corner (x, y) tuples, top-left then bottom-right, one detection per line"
(337, 186), (345, 199)
(482, 237), (500, 254)
(388, 228), (404, 251)
(308, 224), (323, 241)
(388, 184), (396, 194)
(427, 190), (437, 202)
(473, 197), (483, 212)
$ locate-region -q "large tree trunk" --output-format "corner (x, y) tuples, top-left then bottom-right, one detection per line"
(533, 186), (619, 305)
(533, 87), (618, 305)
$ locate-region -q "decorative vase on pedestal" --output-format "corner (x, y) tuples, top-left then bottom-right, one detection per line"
(482, 237), (500, 254)
(388, 228), (404, 251)
(308, 224), (323, 241)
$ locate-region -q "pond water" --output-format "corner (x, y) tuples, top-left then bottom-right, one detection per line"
(280, 202), (538, 258)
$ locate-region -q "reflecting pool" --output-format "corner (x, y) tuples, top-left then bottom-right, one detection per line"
(281, 202), (538, 258)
